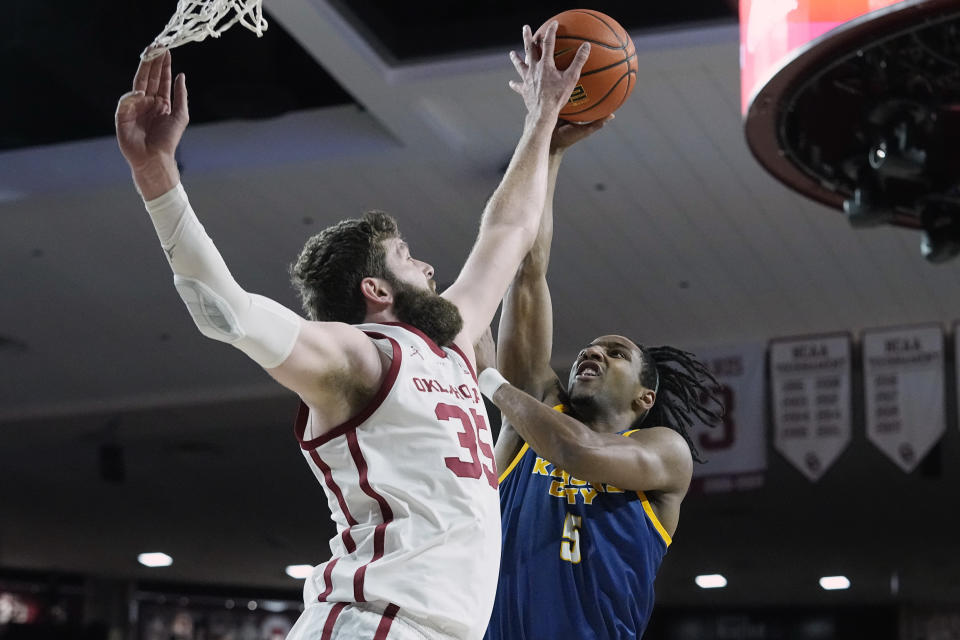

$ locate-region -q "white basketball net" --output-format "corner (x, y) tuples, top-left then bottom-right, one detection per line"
(142, 0), (268, 60)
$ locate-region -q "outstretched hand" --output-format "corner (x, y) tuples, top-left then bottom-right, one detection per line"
(508, 21), (590, 123)
(550, 115), (613, 154)
(115, 50), (188, 192)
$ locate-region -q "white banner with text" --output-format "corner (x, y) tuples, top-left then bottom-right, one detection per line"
(864, 324), (945, 472)
(770, 334), (852, 482)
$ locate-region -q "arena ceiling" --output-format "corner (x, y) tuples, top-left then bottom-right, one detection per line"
(3, 0), (960, 619)
(2, 0), (734, 151)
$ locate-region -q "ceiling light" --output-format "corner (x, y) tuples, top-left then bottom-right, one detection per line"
(138, 552), (173, 567)
(819, 575), (851, 590)
(285, 564), (313, 579)
(695, 574), (727, 589)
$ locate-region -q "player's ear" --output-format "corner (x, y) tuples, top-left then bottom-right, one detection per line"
(361, 277), (393, 305)
(632, 387), (655, 415)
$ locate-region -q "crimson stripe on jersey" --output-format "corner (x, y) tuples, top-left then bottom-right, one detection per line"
(449, 343), (478, 383)
(353, 519), (392, 603)
(347, 430), (395, 603)
(309, 449), (358, 553)
(320, 602), (347, 640)
(373, 604), (400, 640)
(316, 557), (339, 602)
(382, 321), (447, 358)
(294, 335), (402, 450)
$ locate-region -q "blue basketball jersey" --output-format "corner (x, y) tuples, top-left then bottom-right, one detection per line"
(484, 416), (671, 640)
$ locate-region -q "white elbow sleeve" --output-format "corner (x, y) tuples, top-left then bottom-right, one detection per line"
(145, 184), (301, 369)
(233, 294), (301, 369)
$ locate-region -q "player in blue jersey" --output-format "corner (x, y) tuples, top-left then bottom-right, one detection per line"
(477, 122), (724, 639)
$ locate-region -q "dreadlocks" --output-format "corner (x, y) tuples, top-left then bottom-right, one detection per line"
(635, 344), (724, 464)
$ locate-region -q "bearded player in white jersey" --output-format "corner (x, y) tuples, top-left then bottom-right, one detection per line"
(115, 23), (589, 640)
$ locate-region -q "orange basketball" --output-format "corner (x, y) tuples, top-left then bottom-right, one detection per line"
(535, 9), (637, 122)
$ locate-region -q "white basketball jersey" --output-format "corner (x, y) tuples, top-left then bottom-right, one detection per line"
(294, 322), (501, 640)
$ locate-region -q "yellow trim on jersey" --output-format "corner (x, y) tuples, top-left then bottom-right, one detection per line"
(500, 404), (567, 484)
(498, 443), (530, 484)
(621, 430), (672, 547)
(637, 490), (672, 547)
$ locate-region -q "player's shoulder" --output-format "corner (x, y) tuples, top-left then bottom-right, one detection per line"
(290, 320), (394, 386)
(281, 321), (390, 425)
(627, 425), (685, 442)
(627, 426), (693, 465)
(301, 318), (366, 336)
(627, 427), (694, 498)
(332, 322), (419, 360)
(298, 319), (382, 353)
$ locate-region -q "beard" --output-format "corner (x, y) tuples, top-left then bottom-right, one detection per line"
(390, 278), (463, 346)
(566, 384), (601, 420)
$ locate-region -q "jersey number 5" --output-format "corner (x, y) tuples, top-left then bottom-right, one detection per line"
(560, 514), (583, 564)
(437, 403), (498, 489)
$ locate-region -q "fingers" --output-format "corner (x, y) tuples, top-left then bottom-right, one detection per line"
(584, 114), (613, 130)
(145, 50), (165, 97)
(553, 112), (614, 148)
(159, 51), (173, 107)
(564, 42), (591, 80)
(522, 24), (534, 65)
(540, 21), (558, 64)
(172, 72), (189, 123)
(132, 55), (154, 93)
(141, 46), (167, 62)
(509, 50), (527, 78)
(508, 80), (523, 95)
(583, 120), (607, 133)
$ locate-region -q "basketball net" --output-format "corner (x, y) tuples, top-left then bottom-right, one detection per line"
(142, 0), (267, 60)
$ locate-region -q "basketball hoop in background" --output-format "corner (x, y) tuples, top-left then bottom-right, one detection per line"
(142, 0), (267, 60)
(741, 0), (960, 262)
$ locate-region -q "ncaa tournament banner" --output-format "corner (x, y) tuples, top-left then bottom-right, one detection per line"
(770, 333), (852, 482)
(688, 342), (767, 493)
(863, 324), (945, 473)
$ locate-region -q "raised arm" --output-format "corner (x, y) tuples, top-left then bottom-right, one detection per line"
(498, 120), (611, 395)
(443, 22), (590, 349)
(493, 120), (610, 469)
(495, 150), (560, 396)
(116, 52), (384, 427)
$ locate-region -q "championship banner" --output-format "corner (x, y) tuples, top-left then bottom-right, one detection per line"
(770, 334), (852, 482)
(688, 343), (766, 493)
(863, 324), (945, 472)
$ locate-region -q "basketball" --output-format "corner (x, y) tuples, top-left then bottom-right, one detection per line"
(535, 9), (637, 122)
